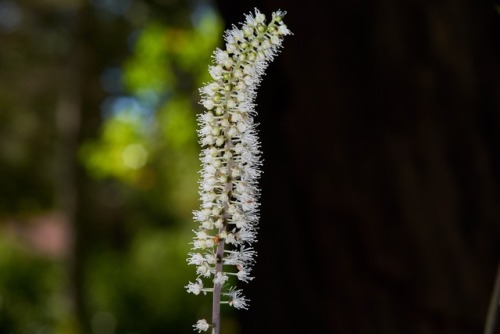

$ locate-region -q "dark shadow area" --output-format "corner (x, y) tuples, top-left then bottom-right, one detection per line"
(216, 1), (500, 333)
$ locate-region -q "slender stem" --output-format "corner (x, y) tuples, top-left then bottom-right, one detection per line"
(212, 97), (234, 334)
(211, 238), (225, 334)
(211, 170), (233, 334)
(484, 261), (500, 334)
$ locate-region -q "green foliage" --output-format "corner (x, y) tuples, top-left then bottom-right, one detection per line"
(80, 8), (223, 221)
(78, 4), (226, 333)
(0, 239), (66, 334)
(123, 10), (222, 94)
(0, 0), (99, 217)
(86, 228), (203, 333)
(0, 1), (228, 333)
(124, 22), (175, 94)
(80, 111), (149, 185)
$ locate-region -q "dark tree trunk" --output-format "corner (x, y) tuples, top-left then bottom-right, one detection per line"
(216, 1), (500, 333)
(55, 9), (89, 334)
(55, 5), (106, 333)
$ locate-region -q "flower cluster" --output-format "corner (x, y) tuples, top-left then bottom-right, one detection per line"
(186, 7), (291, 332)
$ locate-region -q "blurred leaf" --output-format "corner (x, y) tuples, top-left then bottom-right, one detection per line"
(0, 238), (67, 334)
(123, 23), (175, 94)
(79, 111), (148, 185)
(0, 1), (226, 332)
(86, 227), (203, 333)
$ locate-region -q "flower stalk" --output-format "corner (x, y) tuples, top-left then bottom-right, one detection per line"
(186, 8), (291, 334)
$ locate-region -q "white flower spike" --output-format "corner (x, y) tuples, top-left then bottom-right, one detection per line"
(186, 7), (291, 334)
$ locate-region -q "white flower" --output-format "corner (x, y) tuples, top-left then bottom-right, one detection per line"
(226, 289), (249, 310)
(186, 279), (204, 295)
(195, 230), (209, 240)
(255, 10), (265, 24)
(200, 82), (219, 96)
(278, 24), (290, 35)
(194, 208), (211, 222)
(204, 253), (216, 264)
(237, 228), (257, 244)
(226, 42), (237, 54)
(204, 238), (215, 248)
(196, 263), (212, 277)
(271, 35), (280, 45)
(214, 49), (230, 64)
(236, 269), (253, 282)
(223, 246), (256, 266)
(187, 253), (205, 266)
(192, 240), (205, 249)
(187, 7), (291, 330)
(225, 233), (237, 245)
(193, 319), (210, 332)
(243, 25), (253, 37)
(213, 272), (229, 285)
(208, 65), (223, 80)
(202, 99), (214, 110)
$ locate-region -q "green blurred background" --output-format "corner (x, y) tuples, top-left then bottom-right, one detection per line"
(0, 0), (233, 333)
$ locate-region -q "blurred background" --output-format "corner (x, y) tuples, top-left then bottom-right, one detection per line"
(0, 0), (222, 333)
(1, 0), (500, 333)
